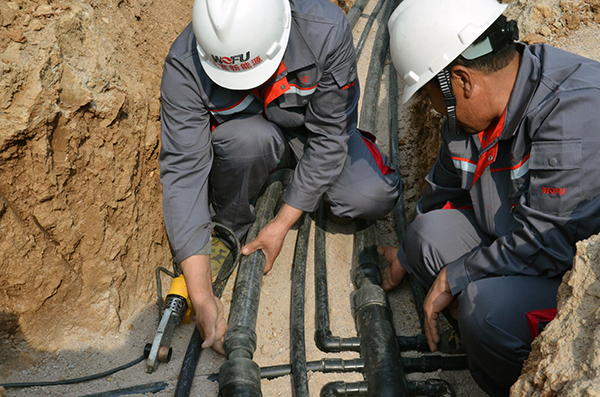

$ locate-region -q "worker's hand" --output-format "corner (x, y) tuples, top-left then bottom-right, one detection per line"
(195, 294), (227, 355)
(180, 254), (227, 355)
(242, 218), (287, 273)
(422, 267), (456, 352)
(242, 204), (303, 274)
(378, 246), (408, 291)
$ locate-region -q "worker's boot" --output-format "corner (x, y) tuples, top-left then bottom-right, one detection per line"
(210, 235), (230, 281)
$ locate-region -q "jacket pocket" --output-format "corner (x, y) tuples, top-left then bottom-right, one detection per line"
(528, 140), (581, 216)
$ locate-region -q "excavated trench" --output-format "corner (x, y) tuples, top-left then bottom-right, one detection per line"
(2, 0), (600, 396)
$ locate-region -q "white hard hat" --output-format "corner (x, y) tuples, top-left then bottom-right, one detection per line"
(388, 0), (507, 103)
(192, 0), (292, 90)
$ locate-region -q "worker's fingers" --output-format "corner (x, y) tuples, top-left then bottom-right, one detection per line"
(242, 238), (261, 256)
(381, 266), (403, 291)
(377, 246), (398, 264)
(424, 311), (440, 352)
(198, 296), (225, 350)
(212, 337), (226, 356)
(378, 246), (406, 291)
(212, 314), (228, 356)
(422, 268), (453, 352)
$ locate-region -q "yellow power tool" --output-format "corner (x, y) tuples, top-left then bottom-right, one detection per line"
(145, 275), (193, 373)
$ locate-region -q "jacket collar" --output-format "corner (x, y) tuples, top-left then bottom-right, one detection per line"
(501, 43), (541, 140)
(281, 17), (318, 73)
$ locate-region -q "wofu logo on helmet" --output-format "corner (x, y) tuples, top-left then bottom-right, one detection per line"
(210, 52), (263, 72)
(211, 51), (250, 65)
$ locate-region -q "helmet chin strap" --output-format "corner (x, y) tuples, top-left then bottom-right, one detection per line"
(437, 68), (459, 135)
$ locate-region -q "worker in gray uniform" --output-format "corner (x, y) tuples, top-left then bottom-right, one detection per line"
(159, 0), (400, 354)
(381, 0), (600, 394)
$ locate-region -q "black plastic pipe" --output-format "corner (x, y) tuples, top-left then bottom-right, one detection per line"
(355, 0), (386, 59)
(346, 0), (370, 29)
(174, 224), (242, 397)
(407, 379), (455, 397)
(290, 213), (312, 397)
(218, 173), (284, 397)
(358, 0), (396, 134)
(206, 353), (467, 382)
(74, 381), (168, 397)
(351, 219), (409, 397)
(320, 379), (455, 397)
(314, 203), (361, 353)
(320, 381), (369, 397)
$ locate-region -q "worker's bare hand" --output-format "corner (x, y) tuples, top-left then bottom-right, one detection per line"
(241, 218), (287, 273)
(378, 246), (408, 291)
(241, 203), (302, 274)
(422, 267), (456, 352)
(196, 294), (227, 355)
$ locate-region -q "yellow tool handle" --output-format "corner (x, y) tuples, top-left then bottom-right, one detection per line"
(167, 275), (195, 324)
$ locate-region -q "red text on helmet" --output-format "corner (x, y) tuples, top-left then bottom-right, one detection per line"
(212, 54), (263, 73)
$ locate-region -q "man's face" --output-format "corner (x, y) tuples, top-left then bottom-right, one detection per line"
(419, 77), (485, 134)
(419, 80), (447, 116)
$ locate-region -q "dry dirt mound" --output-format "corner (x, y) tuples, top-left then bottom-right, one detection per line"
(511, 235), (600, 396)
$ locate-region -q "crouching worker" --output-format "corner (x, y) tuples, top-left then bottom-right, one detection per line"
(381, 0), (600, 394)
(159, 0), (400, 355)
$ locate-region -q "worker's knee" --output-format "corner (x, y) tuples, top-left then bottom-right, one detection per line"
(403, 209), (488, 286)
(401, 211), (452, 285)
(212, 116), (286, 164)
(328, 175), (400, 220)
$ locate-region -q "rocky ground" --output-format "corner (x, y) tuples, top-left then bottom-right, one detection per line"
(1, 0), (600, 396)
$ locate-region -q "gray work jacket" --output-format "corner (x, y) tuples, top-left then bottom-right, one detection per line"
(159, 0), (358, 263)
(409, 44), (600, 295)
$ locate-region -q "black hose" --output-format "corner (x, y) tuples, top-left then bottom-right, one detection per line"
(320, 381), (369, 397)
(355, 0), (386, 59)
(75, 381), (168, 397)
(290, 213), (312, 397)
(212, 222), (243, 294)
(403, 355), (468, 373)
(346, 0), (370, 28)
(314, 203), (361, 353)
(407, 379), (456, 397)
(358, 0), (396, 134)
(173, 327), (203, 397)
(218, 172), (285, 397)
(0, 355), (145, 388)
(174, 223), (242, 397)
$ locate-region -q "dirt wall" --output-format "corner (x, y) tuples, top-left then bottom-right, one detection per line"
(0, 0), (196, 351)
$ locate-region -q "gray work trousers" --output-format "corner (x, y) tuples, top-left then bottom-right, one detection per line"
(403, 209), (561, 396)
(210, 113), (400, 241)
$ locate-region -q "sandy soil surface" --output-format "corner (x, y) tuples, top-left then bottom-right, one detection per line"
(1, 1), (600, 397)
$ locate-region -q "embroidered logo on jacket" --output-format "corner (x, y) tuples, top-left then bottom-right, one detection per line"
(342, 80), (355, 90)
(542, 187), (566, 195)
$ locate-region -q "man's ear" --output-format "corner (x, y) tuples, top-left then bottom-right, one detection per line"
(450, 65), (474, 98)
